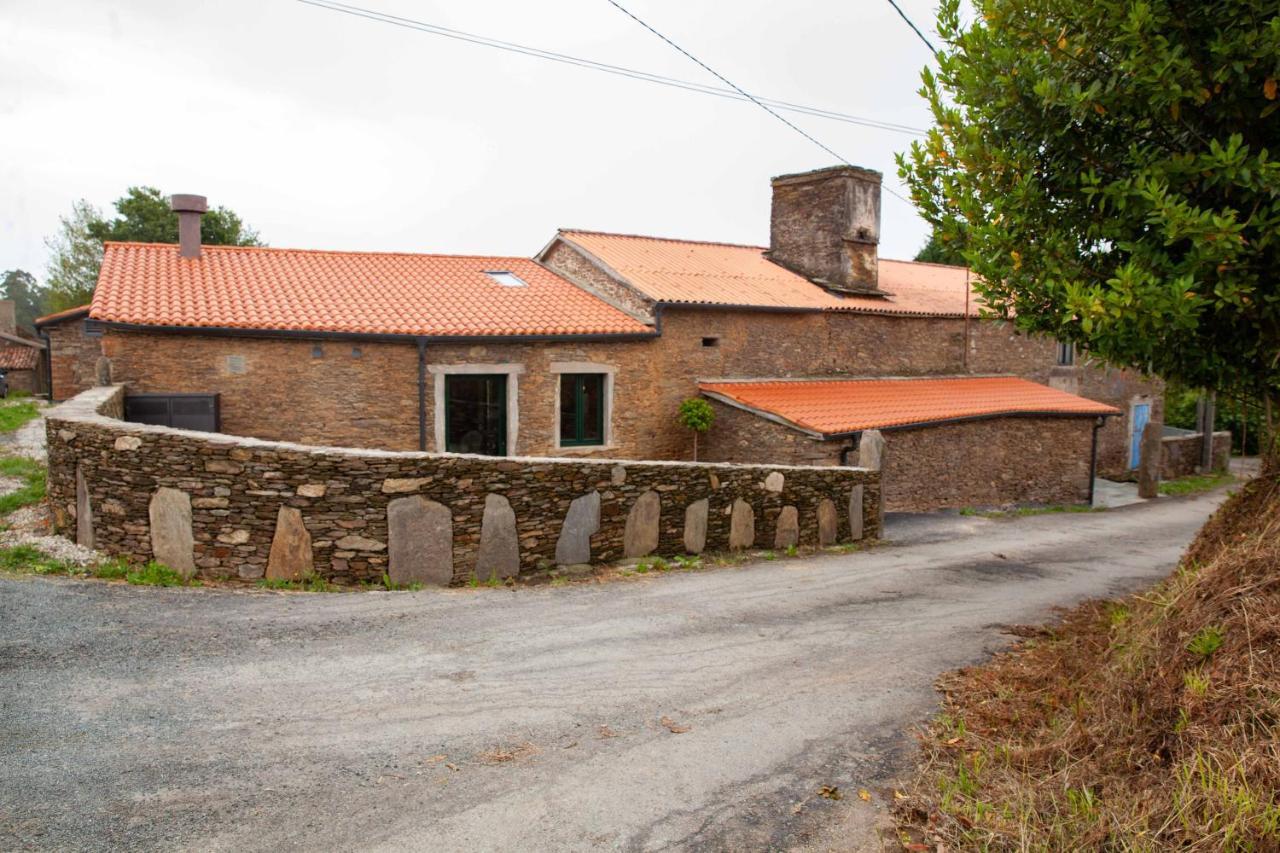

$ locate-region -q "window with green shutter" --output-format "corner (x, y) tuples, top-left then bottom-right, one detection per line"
(559, 373), (605, 446)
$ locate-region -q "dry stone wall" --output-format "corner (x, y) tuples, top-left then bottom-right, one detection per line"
(47, 386), (881, 585)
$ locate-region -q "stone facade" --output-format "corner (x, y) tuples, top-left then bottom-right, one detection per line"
(47, 386), (880, 585)
(44, 316), (102, 402)
(1161, 430), (1231, 479)
(700, 397), (1096, 512)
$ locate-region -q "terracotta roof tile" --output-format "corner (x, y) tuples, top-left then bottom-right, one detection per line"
(90, 243), (652, 337)
(34, 305), (91, 327)
(559, 230), (978, 317)
(0, 347), (40, 370)
(699, 376), (1119, 435)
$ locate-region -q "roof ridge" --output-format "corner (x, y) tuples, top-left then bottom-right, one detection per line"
(559, 229), (768, 252)
(879, 257), (971, 271)
(701, 374), (1019, 385)
(102, 241), (541, 262)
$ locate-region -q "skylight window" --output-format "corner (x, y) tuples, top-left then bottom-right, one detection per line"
(485, 271), (527, 287)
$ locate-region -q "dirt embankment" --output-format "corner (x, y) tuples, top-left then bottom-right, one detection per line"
(898, 478), (1280, 850)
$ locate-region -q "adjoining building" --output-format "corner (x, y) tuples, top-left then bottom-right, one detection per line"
(39, 165), (1162, 510)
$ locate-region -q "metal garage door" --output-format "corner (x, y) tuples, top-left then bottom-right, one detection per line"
(124, 393), (221, 432)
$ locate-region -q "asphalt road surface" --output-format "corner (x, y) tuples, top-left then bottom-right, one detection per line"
(0, 491), (1224, 851)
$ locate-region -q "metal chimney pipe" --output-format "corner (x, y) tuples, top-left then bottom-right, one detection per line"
(170, 194), (208, 258)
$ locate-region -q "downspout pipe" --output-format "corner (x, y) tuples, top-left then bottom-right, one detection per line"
(37, 330), (53, 401)
(1088, 415), (1104, 506)
(417, 339), (428, 451)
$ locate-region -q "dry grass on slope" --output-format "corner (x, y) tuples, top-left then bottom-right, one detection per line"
(896, 477), (1280, 851)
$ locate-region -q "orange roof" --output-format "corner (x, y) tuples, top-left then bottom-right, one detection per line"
(90, 242), (652, 337)
(556, 230), (978, 317)
(699, 376), (1119, 436)
(34, 305), (91, 327)
(0, 346), (39, 370)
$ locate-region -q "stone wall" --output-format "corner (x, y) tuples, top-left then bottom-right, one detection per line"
(701, 397), (1096, 512)
(47, 386), (881, 585)
(1161, 431), (1231, 479)
(45, 318), (102, 402)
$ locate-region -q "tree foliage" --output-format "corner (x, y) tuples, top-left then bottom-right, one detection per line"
(900, 0), (1280, 437)
(914, 229), (968, 266)
(0, 270), (47, 334)
(678, 397), (716, 461)
(43, 187), (263, 312)
(85, 186), (262, 247)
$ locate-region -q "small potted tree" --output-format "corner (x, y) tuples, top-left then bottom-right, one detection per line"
(677, 397), (715, 461)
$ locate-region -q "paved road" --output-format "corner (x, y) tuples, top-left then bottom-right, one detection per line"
(0, 492), (1224, 852)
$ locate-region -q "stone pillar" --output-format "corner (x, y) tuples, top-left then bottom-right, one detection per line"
(858, 430), (887, 531)
(1138, 421), (1163, 499)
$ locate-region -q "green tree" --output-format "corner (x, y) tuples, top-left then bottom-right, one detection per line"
(43, 187), (263, 312)
(900, 0), (1280, 459)
(86, 186), (262, 247)
(0, 270), (47, 334)
(678, 397), (715, 461)
(914, 229), (967, 266)
(44, 200), (104, 313)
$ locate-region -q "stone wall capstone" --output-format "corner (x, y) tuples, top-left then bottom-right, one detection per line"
(46, 386), (881, 585)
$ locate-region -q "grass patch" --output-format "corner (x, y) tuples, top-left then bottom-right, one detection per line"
(91, 558), (130, 579)
(0, 401), (39, 433)
(377, 572), (422, 591)
(1160, 472), (1235, 496)
(0, 457), (45, 514)
(125, 561), (197, 587)
(897, 474), (1280, 851)
(0, 544), (78, 575)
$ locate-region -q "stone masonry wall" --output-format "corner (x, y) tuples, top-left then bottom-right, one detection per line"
(701, 397), (1096, 512)
(45, 318), (102, 402)
(47, 386), (880, 585)
(1161, 431), (1231, 479)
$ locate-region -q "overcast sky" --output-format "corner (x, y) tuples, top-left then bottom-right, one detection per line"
(1, 0), (941, 278)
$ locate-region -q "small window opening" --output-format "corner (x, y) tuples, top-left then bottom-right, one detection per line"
(701, 336), (720, 348)
(484, 271), (527, 288)
(1056, 341), (1075, 366)
(312, 344), (324, 359)
(351, 346), (363, 359)
(225, 354), (246, 375)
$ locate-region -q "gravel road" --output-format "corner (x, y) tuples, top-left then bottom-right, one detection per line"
(0, 491), (1224, 851)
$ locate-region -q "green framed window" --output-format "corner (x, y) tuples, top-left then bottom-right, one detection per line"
(559, 373), (605, 446)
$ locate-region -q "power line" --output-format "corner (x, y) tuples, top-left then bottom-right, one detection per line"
(883, 0), (939, 57)
(602, 0), (854, 166)
(295, 0), (925, 136)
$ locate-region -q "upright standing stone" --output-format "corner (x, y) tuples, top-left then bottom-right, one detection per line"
(148, 487), (195, 578)
(387, 496), (453, 586)
(729, 499), (755, 550)
(847, 485), (865, 541)
(267, 506), (313, 581)
(857, 429), (886, 470)
(763, 471), (785, 493)
(773, 505), (799, 549)
(476, 493), (519, 581)
(555, 491), (600, 565)
(75, 463), (93, 549)
(817, 498), (839, 546)
(1138, 421), (1163, 499)
(623, 490), (661, 558)
(683, 499), (709, 554)
(858, 431), (887, 533)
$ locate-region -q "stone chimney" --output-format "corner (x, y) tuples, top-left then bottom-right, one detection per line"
(767, 165), (882, 295)
(0, 300), (16, 336)
(170, 194), (208, 258)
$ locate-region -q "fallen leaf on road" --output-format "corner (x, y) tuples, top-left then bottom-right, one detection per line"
(817, 785), (842, 800)
(598, 725), (618, 738)
(893, 790), (908, 801)
(660, 716), (691, 734)
(445, 763), (459, 772)
(424, 754), (447, 764)
(479, 742), (539, 765)
(858, 788), (872, 802)
(945, 737), (962, 745)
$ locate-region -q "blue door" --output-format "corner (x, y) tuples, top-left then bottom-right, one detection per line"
(1129, 403), (1151, 469)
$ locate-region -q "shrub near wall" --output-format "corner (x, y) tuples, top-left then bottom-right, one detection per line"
(46, 386), (880, 585)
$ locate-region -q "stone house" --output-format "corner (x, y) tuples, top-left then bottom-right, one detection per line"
(42, 166), (1163, 510)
